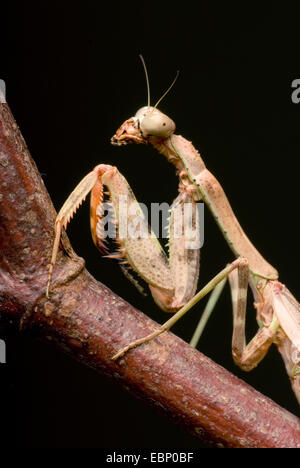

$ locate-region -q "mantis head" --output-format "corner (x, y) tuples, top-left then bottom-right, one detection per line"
(134, 106), (175, 138)
(111, 56), (177, 145)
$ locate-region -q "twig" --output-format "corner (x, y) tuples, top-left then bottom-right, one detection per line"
(0, 102), (299, 448)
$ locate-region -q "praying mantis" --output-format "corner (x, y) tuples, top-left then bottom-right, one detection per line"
(46, 58), (300, 405)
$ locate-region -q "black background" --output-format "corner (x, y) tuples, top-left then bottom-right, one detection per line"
(1, 2), (300, 449)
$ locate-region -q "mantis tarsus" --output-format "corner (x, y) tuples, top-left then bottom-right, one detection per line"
(46, 59), (300, 405)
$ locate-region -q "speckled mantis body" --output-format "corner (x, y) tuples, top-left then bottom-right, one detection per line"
(46, 64), (300, 404)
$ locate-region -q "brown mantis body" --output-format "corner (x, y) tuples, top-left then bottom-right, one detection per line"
(46, 67), (300, 404)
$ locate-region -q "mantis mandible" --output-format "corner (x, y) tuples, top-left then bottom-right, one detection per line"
(46, 58), (300, 404)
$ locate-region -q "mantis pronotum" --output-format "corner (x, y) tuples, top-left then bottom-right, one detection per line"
(46, 59), (300, 404)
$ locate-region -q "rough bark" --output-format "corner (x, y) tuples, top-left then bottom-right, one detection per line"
(0, 101), (300, 448)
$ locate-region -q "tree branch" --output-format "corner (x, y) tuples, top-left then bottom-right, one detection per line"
(0, 101), (299, 448)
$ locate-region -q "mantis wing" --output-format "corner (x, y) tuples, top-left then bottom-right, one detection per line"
(271, 284), (300, 352)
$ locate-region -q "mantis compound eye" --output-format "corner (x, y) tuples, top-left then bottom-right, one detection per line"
(135, 106), (176, 138)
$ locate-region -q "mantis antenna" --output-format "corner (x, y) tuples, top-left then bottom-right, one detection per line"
(139, 54), (151, 108)
(153, 70), (179, 109)
(139, 54), (179, 109)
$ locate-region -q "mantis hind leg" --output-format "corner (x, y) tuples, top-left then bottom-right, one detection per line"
(190, 260), (280, 372)
(228, 269), (279, 371)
